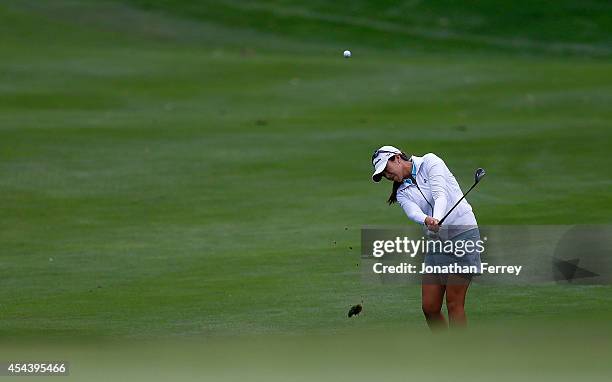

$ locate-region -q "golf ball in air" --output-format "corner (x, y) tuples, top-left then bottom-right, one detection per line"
(343, 50), (351, 58)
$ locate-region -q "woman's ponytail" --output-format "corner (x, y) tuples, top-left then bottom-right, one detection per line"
(387, 181), (402, 205)
(386, 152), (411, 205)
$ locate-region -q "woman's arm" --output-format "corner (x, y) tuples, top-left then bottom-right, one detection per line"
(398, 197), (428, 225)
(426, 154), (449, 222)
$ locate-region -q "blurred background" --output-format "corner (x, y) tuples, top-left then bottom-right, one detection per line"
(0, 0), (611, 380)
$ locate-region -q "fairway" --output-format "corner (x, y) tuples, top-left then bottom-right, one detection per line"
(1, 1), (611, 377)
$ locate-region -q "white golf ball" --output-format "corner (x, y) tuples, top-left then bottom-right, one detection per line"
(343, 50), (351, 58)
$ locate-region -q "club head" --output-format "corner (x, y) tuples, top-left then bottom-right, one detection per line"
(474, 168), (486, 183)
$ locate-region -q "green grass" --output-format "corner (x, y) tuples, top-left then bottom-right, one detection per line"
(0, 0), (611, 346)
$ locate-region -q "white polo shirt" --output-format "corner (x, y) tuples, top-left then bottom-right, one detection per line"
(396, 153), (477, 238)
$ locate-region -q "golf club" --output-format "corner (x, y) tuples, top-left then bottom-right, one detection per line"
(438, 168), (486, 226)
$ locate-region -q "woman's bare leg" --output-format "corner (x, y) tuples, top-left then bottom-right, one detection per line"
(421, 274), (447, 330)
(445, 274), (471, 327)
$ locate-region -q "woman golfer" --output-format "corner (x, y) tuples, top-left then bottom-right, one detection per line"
(371, 146), (482, 329)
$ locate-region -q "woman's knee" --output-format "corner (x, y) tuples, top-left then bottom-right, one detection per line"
(422, 301), (442, 316)
(445, 299), (465, 315)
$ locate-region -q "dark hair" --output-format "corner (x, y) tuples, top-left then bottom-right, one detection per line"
(387, 152), (411, 205)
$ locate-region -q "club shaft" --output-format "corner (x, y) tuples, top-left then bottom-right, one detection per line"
(438, 181), (478, 226)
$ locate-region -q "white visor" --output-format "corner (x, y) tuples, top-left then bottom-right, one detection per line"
(371, 145), (401, 182)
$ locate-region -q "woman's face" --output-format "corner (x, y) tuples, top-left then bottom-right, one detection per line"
(383, 155), (404, 182)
